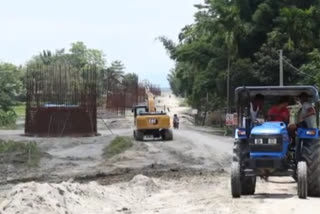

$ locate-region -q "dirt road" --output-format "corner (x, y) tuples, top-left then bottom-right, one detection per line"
(0, 92), (320, 213)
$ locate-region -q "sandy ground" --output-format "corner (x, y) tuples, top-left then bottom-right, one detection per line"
(0, 92), (320, 213)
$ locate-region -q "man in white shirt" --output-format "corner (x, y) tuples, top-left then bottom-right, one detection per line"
(250, 94), (265, 122)
(298, 92), (316, 128)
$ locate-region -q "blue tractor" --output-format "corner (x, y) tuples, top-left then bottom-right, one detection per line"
(231, 86), (320, 199)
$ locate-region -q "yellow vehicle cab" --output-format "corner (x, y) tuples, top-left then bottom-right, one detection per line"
(132, 103), (173, 141)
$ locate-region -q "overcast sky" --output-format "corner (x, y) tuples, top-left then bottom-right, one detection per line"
(0, 0), (202, 87)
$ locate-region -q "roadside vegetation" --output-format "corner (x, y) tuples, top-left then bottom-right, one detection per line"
(13, 104), (26, 118)
(0, 105), (25, 129)
(103, 136), (133, 158)
(179, 99), (189, 107)
(0, 110), (17, 129)
(160, 0), (320, 115)
(0, 140), (41, 167)
(0, 63), (24, 129)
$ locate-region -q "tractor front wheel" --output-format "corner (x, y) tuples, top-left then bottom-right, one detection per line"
(231, 161), (241, 198)
(297, 161), (308, 199)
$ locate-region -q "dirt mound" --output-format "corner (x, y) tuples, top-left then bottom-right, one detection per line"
(0, 175), (161, 214)
(0, 181), (129, 214)
(128, 174), (160, 194)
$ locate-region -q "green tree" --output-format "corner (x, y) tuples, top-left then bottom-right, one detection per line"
(0, 63), (24, 111)
(102, 60), (125, 93)
(27, 42), (108, 100)
(123, 73), (139, 88)
(160, 0), (320, 114)
(300, 49), (320, 86)
(69, 41), (88, 68)
(29, 42), (106, 69)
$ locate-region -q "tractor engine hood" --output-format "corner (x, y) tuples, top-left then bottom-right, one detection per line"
(251, 122), (287, 135)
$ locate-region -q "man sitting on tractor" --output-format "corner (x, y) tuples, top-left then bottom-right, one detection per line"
(298, 92), (316, 128)
(288, 92), (317, 139)
(232, 86), (320, 198)
(267, 96), (290, 124)
(250, 94), (265, 122)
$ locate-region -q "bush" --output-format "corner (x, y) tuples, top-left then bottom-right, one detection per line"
(0, 63), (24, 111)
(13, 104), (26, 118)
(103, 136), (133, 158)
(0, 110), (17, 128)
(179, 100), (188, 107)
(224, 126), (234, 136)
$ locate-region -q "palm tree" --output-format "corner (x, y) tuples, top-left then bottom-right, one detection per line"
(103, 61), (125, 94)
(39, 50), (53, 65)
(216, 4), (245, 112)
(279, 7), (315, 50)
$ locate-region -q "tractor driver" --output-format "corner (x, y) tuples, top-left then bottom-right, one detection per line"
(267, 96), (290, 124)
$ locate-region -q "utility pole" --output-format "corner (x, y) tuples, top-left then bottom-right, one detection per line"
(280, 49), (284, 86)
(227, 55), (230, 113)
(202, 92), (209, 126)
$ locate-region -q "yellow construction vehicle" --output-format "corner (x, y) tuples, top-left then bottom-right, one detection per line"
(132, 92), (173, 141)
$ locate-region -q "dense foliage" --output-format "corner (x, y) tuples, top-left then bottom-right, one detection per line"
(161, 0), (320, 111)
(27, 42), (128, 98)
(0, 63), (24, 127)
(0, 63), (24, 111)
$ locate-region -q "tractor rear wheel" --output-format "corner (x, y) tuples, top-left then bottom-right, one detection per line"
(297, 161), (307, 199)
(301, 140), (320, 196)
(231, 161), (241, 198)
(241, 176), (256, 195)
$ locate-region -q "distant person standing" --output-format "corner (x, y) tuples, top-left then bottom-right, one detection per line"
(173, 114), (179, 129)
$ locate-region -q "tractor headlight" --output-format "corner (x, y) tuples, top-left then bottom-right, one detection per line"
(306, 130), (317, 136)
(254, 139), (263, 144)
(268, 138), (277, 145)
(237, 130), (246, 136)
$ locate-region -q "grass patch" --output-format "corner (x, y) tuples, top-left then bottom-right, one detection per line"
(224, 126), (234, 136)
(13, 104), (26, 118)
(0, 123), (17, 130)
(103, 136), (133, 158)
(0, 140), (41, 167)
